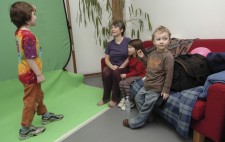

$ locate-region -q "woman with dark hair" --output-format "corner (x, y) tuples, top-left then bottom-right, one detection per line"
(97, 20), (131, 107)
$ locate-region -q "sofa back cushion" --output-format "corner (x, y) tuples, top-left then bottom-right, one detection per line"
(143, 39), (225, 53)
(189, 39), (225, 53)
(143, 40), (154, 49)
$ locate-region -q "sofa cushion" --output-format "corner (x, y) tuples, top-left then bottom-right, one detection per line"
(189, 39), (225, 52)
(190, 47), (211, 57)
(143, 40), (153, 48)
(192, 100), (206, 120)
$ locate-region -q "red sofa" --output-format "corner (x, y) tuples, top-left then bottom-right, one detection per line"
(101, 39), (225, 142)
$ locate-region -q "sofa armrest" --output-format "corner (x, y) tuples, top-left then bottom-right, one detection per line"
(205, 83), (225, 121)
(204, 83), (225, 141)
(192, 83), (225, 142)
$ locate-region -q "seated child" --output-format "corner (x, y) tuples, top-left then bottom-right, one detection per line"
(118, 39), (146, 111)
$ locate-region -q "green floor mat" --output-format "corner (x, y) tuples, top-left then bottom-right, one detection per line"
(0, 70), (107, 142)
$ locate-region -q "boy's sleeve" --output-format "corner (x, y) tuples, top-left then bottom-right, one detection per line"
(22, 34), (37, 59)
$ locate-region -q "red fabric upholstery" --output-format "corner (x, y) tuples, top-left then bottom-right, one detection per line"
(189, 39), (225, 53)
(143, 40), (154, 48)
(192, 100), (206, 120)
(191, 83), (225, 142)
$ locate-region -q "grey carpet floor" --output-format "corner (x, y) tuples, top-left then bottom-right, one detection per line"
(62, 107), (192, 142)
(61, 75), (212, 142)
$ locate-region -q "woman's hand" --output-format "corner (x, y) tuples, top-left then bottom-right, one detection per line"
(113, 65), (119, 70)
(137, 49), (144, 58)
(105, 55), (120, 70)
(110, 65), (118, 70)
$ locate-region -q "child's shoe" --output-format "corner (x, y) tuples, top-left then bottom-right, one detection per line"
(123, 119), (130, 128)
(121, 100), (134, 111)
(19, 125), (46, 140)
(121, 103), (126, 111)
(118, 97), (125, 108)
(42, 113), (64, 125)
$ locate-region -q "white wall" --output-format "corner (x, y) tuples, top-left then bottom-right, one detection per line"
(65, 0), (105, 74)
(131, 0), (225, 41)
(66, 0), (225, 74)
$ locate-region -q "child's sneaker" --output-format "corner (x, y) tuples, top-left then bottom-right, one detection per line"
(121, 103), (126, 111)
(121, 100), (135, 111)
(19, 125), (46, 140)
(42, 113), (64, 125)
(118, 97), (125, 108)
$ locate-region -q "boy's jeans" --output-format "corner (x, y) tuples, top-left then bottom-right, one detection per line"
(129, 87), (159, 128)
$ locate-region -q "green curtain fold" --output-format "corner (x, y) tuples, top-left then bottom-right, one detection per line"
(0, 0), (71, 81)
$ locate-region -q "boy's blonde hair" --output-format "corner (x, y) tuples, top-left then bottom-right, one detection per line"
(151, 26), (171, 41)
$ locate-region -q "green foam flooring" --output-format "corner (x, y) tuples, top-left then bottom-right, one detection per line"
(0, 70), (107, 142)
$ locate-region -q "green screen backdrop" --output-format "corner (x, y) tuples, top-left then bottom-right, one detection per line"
(0, 0), (71, 81)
